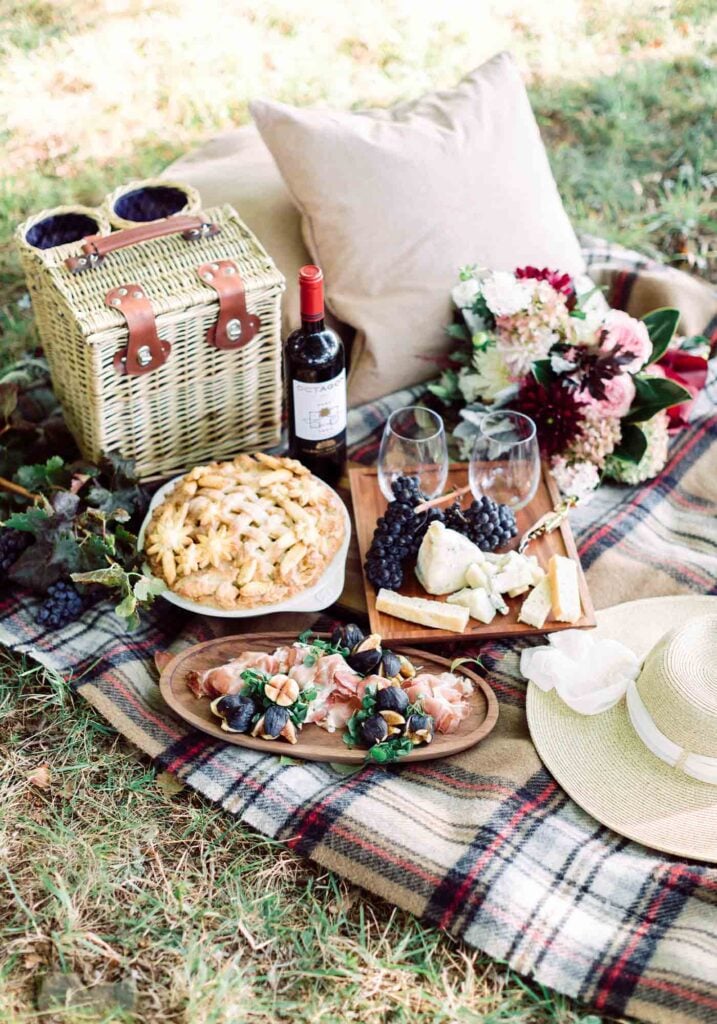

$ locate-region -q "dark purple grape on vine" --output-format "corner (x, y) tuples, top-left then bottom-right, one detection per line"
(0, 528), (31, 574)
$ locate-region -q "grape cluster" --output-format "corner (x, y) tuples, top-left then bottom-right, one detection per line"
(443, 495), (517, 551)
(364, 475), (518, 591)
(364, 476), (432, 590)
(0, 528), (31, 573)
(35, 580), (86, 630)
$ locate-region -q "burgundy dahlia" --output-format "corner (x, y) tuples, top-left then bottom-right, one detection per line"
(515, 265), (577, 310)
(516, 377), (586, 457)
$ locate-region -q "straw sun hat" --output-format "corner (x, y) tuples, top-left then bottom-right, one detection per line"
(527, 594), (717, 862)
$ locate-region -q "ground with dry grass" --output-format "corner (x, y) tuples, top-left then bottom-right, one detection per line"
(1, 2), (715, 1022)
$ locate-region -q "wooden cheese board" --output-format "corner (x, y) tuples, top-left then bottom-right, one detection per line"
(159, 632), (499, 764)
(348, 462), (596, 645)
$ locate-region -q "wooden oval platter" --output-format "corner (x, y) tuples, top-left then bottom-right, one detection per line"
(159, 632), (499, 765)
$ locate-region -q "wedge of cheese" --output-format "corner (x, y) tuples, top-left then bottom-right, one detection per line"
(376, 589), (469, 633)
(415, 522), (481, 595)
(548, 554), (582, 623)
(518, 576), (552, 628)
(446, 587), (496, 625)
(465, 560), (496, 589)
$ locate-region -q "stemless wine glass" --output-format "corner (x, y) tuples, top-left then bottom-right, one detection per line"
(469, 410), (540, 511)
(378, 406), (449, 502)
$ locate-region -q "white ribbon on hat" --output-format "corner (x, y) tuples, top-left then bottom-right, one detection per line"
(626, 679), (717, 785)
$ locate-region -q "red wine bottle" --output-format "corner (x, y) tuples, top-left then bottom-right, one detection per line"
(285, 265), (347, 485)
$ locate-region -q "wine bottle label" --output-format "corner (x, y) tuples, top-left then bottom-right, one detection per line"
(292, 371), (347, 442)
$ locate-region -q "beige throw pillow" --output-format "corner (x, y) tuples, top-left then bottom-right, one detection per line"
(251, 52), (585, 405)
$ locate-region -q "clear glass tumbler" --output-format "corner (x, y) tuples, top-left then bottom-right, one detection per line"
(469, 410), (540, 511)
(377, 406), (449, 502)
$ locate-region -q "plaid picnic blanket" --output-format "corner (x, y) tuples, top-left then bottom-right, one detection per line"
(2, 241), (717, 1024)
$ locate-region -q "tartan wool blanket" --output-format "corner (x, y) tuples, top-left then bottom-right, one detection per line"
(2, 243), (717, 1024)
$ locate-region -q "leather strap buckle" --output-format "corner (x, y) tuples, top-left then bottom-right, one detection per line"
(196, 260), (260, 350)
(106, 283), (171, 376)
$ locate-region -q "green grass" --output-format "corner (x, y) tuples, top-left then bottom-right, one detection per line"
(0, 1), (715, 1020)
(0, 653), (612, 1024)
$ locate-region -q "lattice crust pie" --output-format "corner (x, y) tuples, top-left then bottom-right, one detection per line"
(145, 453), (346, 609)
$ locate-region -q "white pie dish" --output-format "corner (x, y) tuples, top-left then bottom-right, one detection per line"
(137, 473), (351, 618)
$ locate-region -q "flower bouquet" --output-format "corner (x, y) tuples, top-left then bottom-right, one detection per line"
(430, 266), (710, 502)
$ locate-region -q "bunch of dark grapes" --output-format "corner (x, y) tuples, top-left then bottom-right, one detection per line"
(364, 476), (434, 590)
(443, 495), (517, 551)
(0, 527), (31, 573)
(35, 580), (87, 630)
(364, 474), (518, 590)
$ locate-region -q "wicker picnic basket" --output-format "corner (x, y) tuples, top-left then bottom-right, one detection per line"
(16, 200), (285, 480)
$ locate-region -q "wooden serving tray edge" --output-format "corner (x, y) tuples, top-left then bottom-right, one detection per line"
(348, 462), (596, 645)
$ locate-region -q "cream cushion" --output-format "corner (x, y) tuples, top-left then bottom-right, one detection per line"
(162, 124), (312, 339)
(251, 52), (585, 405)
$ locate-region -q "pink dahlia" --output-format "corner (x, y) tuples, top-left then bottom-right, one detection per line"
(599, 310), (652, 372)
(515, 266), (577, 310)
(580, 372), (636, 419)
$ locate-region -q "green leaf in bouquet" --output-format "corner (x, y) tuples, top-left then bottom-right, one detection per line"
(531, 359), (554, 387)
(9, 539), (63, 592)
(3, 507), (50, 535)
(427, 369), (461, 404)
(624, 375), (692, 424)
(445, 323), (470, 342)
(611, 424), (648, 464)
(643, 308), (680, 365)
(681, 334), (710, 353)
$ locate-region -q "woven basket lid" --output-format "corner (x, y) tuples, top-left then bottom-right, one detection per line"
(22, 204), (284, 338)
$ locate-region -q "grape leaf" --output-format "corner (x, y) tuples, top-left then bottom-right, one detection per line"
(15, 455), (68, 494)
(51, 490), (80, 522)
(8, 540), (63, 592)
(49, 533), (82, 573)
(72, 564), (128, 587)
(115, 592), (137, 619)
(3, 507), (50, 535)
(133, 575), (166, 602)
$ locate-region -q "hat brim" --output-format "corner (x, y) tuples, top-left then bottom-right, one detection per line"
(527, 594), (717, 862)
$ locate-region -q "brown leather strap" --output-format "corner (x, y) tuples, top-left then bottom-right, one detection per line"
(66, 216), (220, 272)
(106, 283), (171, 376)
(196, 260), (260, 350)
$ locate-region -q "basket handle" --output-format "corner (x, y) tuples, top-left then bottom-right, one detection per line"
(65, 215), (220, 273)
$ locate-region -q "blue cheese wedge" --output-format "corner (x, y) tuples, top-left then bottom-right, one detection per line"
(415, 522), (481, 595)
(446, 587), (497, 625)
(376, 588), (470, 633)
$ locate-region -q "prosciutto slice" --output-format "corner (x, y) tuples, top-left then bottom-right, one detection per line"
(401, 671), (474, 734)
